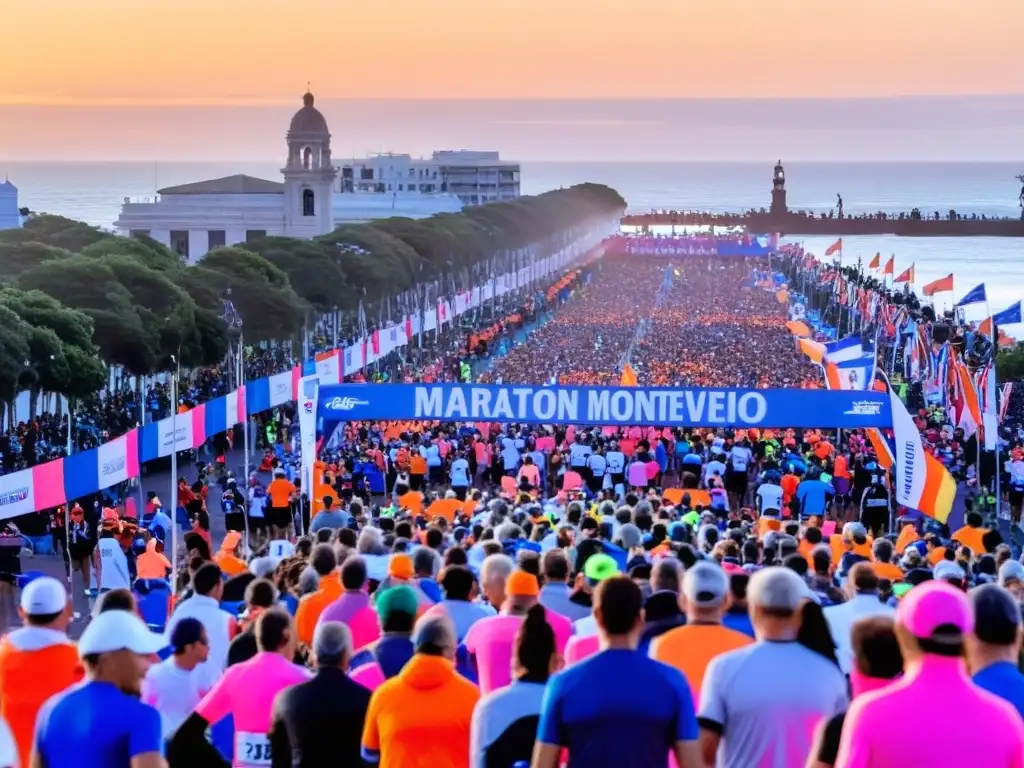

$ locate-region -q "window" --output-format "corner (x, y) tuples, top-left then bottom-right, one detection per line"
(409, 168), (415, 176)
(341, 166), (353, 178)
(398, 184), (403, 191)
(302, 189), (315, 216)
(129, 229), (150, 238)
(170, 230), (189, 258)
(246, 230), (267, 242)
(360, 168), (374, 181)
(207, 230), (226, 249)
(302, 146), (313, 170)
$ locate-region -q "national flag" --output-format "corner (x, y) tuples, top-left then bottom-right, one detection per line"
(824, 239), (842, 257)
(922, 274), (953, 296)
(887, 385), (955, 523)
(883, 256), (895, 276)
(894, 264), (915, 284)
(865, 427), (895, 471)
(956, 283), (987, 307)
(620, 363), (638, 387)
(868, 253), (880, 270)
(953, 356), (981, 439)
(1000, 383), (1014, 423)
(980, 361), (999, 450)
(993, 301), (1022, 327)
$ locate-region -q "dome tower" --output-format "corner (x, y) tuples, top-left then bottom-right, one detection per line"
(282, 90), (337, 237)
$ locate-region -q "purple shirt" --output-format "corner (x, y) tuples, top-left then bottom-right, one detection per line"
(317, 591), (370, 629)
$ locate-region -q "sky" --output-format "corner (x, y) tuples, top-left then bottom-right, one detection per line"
(1, 0), (1022, 159)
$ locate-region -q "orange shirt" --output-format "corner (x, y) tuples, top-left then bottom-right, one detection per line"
(872, 562), (904, 582)
(426, 498), (462, 524)
(895, 524), (920, 554)
(410, 455), (428, 475)
(833, 454), (850, 480)
(268, 478), (296, 508)
(781, 474), (799, 504)
(397, 491), (423, 517)
(651, 624), (753, 702)
(0, 632), (84, 768)
(295, 575), (344, 647)
(928, 546), (948, 566)
(951, 526), (987, 557)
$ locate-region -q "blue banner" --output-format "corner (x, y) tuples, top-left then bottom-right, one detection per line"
(317, 384), (892, 429)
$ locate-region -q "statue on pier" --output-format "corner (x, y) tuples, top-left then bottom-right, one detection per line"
(1017, 174), (1024, 219)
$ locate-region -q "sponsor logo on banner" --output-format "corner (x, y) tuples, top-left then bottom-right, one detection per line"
(844, 400), (883, 416)
(271, 378), (290, 400)
(324, 396), (369, 411)
(101, 457), (126, 479)
(0, 488), (28, 508)
(901, 440), (916, 499)
(161, 425), (192, 452)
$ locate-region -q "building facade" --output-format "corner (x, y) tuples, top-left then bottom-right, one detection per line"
(114, 92), (465, 264)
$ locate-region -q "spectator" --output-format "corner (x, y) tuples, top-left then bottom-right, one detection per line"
(968, 584), (1024, 717)
(823, 563), (895, 674)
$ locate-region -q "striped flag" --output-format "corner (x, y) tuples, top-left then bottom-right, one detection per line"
(887, 384), (956, 524)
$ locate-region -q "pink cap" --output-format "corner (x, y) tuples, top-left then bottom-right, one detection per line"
(897, 580), (974, 639)
(722, 562), (745, 576)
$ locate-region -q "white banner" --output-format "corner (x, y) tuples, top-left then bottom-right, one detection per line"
(157, 414), (194, 458)
(298, 375), (319, 501)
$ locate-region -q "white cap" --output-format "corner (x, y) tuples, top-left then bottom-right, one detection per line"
(933, 561), (966, 582)
(20, 577), (67, 616)
(78, 610), (168, 657)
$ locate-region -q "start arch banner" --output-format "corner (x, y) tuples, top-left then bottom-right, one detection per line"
(317, 383), (892, 429)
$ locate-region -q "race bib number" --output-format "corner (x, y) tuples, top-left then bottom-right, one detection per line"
(236, 732), (272, 766)
(269, 540), (294, 559)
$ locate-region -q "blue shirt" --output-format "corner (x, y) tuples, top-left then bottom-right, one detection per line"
(536, 649), (698, 767)
(35, 681), (162, 767)
(796, 478), (834, 517)
(973, 661), (1024, 718)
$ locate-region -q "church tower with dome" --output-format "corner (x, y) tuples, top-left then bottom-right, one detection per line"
(282, 90), (337, 238)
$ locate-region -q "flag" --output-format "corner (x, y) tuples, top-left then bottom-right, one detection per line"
(993, 301), (1022, 327)
(922, 274), (953, 296)
(824, 239), (842, 257)
(868, 253), (880, 270)
(956, 283), (987, 307)
(1000, 383), (1014, 423)
(981, 361), (999, 450)
(620, 363), (638, 387)
(894, 264), (915, 284)
(953, 357), (982, 439)
(887, 385), (955, 523)
(883, 256), (895, 276)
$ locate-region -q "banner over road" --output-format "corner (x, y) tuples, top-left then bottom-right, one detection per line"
(317, 384), (892, 429)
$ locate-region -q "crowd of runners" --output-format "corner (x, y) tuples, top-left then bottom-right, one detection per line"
(2, 247), (1024, 768)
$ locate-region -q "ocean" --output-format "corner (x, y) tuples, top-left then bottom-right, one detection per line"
(4, 159), (1024, 313)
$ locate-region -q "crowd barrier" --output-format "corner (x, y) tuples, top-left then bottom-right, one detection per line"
(0, 229), (614, 521)
(608, 234), (778, 257)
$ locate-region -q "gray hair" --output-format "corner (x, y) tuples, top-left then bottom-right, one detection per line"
(480, 553), (515, 589)
(357, 527), (388, 556)
(634, 500), (653, 519)
(297, 566), (320, 596)
(313, 621), (352, 666)
(412, 612), (456, 656)
(651, 559), (683, 594)
(496, 522), (524, 542)
(747, 566), (811, 614)
(412, 547), (441, 578)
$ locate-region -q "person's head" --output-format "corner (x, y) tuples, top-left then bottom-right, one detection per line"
(95, 588), (138, 615)
(313, 620), (353, 671)
(998, 560), (1024, 602)
(244, 578), (278, 624)
(505, 570), (540, 614)
(847, 562), (881, 598)
(593, 576), (645, 648)
(194, 562), (225, 602)
(412, 613), (457, 660)
(256, 607), (296, 658)
(747, 566), (810, 641)
(968, 583), (1023, 668)
(966, 511), (983, 529)
(440, 565), (476, 602)
(682, 562), (729, 623)
(340, 556), (368, 592)
(842, 522), (869, 551)
(19, 577), (72, 631)
(480, 553), (515, 609)
(895, 580), (973, 664)
(413, 547), (441, 580)
(541, 549), (570, 585)
(310, 543), (337, 578)
(78, 609), (166, 695)
(376, 585), (419, 634)
(650, 559), (683, 595)
(849, 615), (904, 696)
(513, 604), (560, 682)
(169, 617), (210, 669)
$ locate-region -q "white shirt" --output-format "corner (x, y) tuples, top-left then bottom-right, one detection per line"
(142, 658), (209, 740)
(450, 458), (470, 487)
(823, 593), (896, 674)
(569, 443), (592, 467)
(248, 488), (266, 519)
(756, 483), (784, 514)
(705, 460), (727, 484)
(586, 454), (607, 477)
(268, 539), (296, 560)
(165, 595), (236, 690)
(605, 451), (626, 475)
(730, 445), (753, 472)
(97, 537), (131, 591)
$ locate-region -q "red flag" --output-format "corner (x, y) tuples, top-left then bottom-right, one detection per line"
(371, 330), (380, 356)
(922, 274), (953, 296)
(883, 256), (895, 276)
(868, 253), (880, 270)
(824, 238), (842, 256)
(405, 315), (413, 340)
(894, 264), (915, 284)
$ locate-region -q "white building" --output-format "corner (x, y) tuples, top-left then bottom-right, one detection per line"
(0, 180), (21, 230)
(337, 150), (520, 206)
(114, 92), (465, 263)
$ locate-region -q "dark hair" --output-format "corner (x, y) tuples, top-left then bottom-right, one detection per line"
(594, 576), (643, 636)
(340, 557), (368, 591)
(916, 624), (965, 657)
(517, 550), (541, 579)
(542, 550), (569, 582)
(811, 547), (832, 575)
(804, 527), (823, 545)
(315, 528), (333, 544)
(425, 528), (443, 550)
(851, 616), (903, 679)
(244, 578), (277, 609)
(296, 538), (314, 559)
(255, 607), (292, 652)
(193, 563), (223, 597)
(515, 604), (556, 682)
(337, 528), (358, 549)
(444, 546), (468, 567)
(850, 562), (880, 593)
(797, 601), (839, 667)
(183, 532), (212, 561)
(783, 553), (809, 577)
(26, 610), (63, 627)
(395, 521), (413, 540)
(440, 566), (476, 601)
(729, 573), (749, 602)
(310, 544), (337, 577)
(96, 588), (136, 614)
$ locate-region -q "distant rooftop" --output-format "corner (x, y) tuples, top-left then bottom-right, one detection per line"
(158, 174), (284, 196)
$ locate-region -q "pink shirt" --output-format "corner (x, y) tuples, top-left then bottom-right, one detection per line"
(627, 462), (649, 487)
(349, 662), (387, 692)
(536, 436), (555, 453)
(836, 656), (1024, 768)
(195, 652), (312, 767)
(564, 634), (600, 666)
(464, 610), (573, 694)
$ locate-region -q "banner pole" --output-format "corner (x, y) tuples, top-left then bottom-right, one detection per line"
(169, 362), (179, 593)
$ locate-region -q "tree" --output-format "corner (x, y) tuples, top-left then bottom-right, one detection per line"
(0, 241), (75, 280)
(80, 235), (183, 272)
(242, 236), (357, 312)
(997, 345), (1024, 383)
(0, 214), (109, 252)
(0, 305), (33, 422)
(316, 226), (427, 302)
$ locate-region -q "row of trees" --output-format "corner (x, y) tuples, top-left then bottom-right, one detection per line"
(0, 183), (625, 417)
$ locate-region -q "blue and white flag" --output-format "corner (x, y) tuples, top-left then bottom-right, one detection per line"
(956, 283), (987, 307)
(992, 301), (1022, 326)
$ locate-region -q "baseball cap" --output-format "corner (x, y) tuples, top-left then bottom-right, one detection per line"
(169, 617), (207, 653)
(507, 571), (540, 598)
(375, 585), (419, 625)
(583, 553), (620, 583)
(971, 583), (1022, 646)
(683, 562), (729, 608)
(388, 553), (414, 580)
(747, 566), (813, 612)
(20, 577), (67, 617)
(78, 610), (167, 657)
(933, 560), (966, 582)
(998, 560), (1024, 587)
(897, 580), (974, 643)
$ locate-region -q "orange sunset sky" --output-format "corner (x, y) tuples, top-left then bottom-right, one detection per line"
(2, 0), (1023, 104)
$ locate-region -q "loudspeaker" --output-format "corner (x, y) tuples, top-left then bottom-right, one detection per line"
(932, 323), (951, 344)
